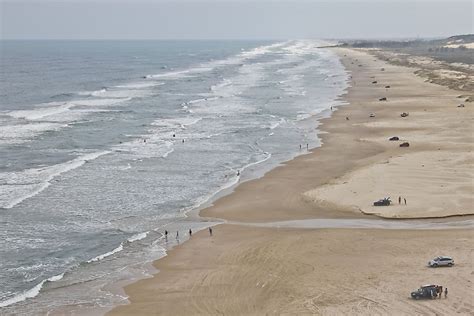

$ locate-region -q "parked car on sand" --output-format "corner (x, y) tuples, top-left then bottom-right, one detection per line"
(411, 285), (440, 300)
(373, 197), (391, 206)
(428, 256), (454, 267)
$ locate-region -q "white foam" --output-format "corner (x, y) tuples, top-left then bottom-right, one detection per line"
(86, 244), (124, 263)
(0, 273), (64, 308)
(116, 82), (164, 89)
(145, 66), (213, 80)
(113, 139), (174, 159)
(113, 115), (205, 159)
(239, 41), (288, 59)
(127, 231), (149, 243)
(189, 62), (268, 115)
(3, 97), (132, 140)
(8, 102), (75, 121)
(72, 98), (131, 107)
(143, 41), (288, 81)
(0, 122), (68, 145)
(282, 40), (325, 56)
(92, 89), (152, 99)
(241, 152), (272, 174)
(0, 151), (110, 209)
(89, 88), (108, 96)
(162, 147), (174, 158)
(151, 117), (203, 129)
(184, 97), (220, 105)
(210, 79), (232, 92)
(269, 118), (286, 130)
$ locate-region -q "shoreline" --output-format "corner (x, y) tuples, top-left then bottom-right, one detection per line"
(108, 47), (473, 315)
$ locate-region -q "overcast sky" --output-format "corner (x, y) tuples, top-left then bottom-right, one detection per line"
(1, 0), (472, 40)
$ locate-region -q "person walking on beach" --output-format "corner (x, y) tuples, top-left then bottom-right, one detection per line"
(398, 196), (401, 204)
(445, 287), (448, 298)
(209, 227), (213, 236)
(189, 229), (192, 236)
(299, 144), (302, 150)
(164, 230), (168, 241)
(176, 231), (179, 240)
(306, 143), (309, 150)
(404, 198), (407, 205)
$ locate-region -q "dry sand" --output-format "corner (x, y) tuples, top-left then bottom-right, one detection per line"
(305, 49), (474, 219)
(370, 49), (474, 93)
(108, 48), (474, 315)
(110, 225), (473, 315)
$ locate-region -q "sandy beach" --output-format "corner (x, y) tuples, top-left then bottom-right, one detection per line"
(108, 48), (474, 315)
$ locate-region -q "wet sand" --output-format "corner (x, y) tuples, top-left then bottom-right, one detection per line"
(108, 48), (474, 315)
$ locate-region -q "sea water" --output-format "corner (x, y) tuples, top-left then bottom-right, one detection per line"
(0, 40), (348, 313)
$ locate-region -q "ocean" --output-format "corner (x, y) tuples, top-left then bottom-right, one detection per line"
(0, 40), (348, 314)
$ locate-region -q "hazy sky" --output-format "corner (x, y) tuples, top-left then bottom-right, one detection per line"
(1, 0), (472, 40)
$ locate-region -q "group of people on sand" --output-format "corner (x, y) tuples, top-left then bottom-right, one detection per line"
(163, 227), (213, 241)
(398, 196), (407, 205)
(432, 286), (448, 299)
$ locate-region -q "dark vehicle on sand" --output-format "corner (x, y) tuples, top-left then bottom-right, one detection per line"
(411, 285), (441, 300)
(373, 197), (391, 206)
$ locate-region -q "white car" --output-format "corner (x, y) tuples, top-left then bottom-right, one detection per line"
(428, 256), (454, 267)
